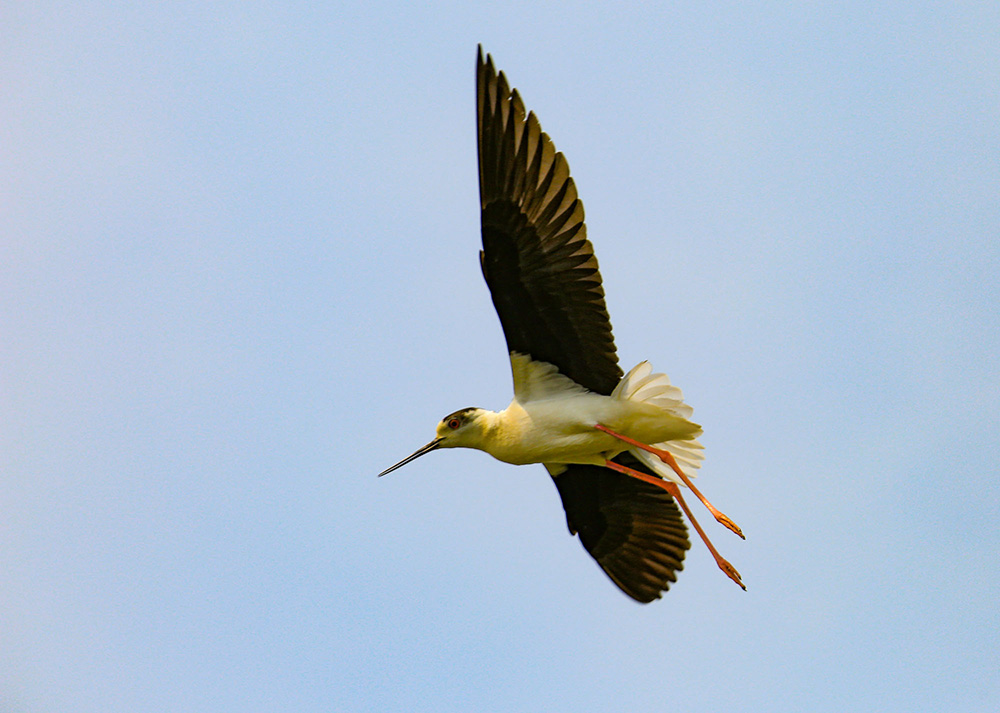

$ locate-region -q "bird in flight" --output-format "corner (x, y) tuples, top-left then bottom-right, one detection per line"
(380, 47), (744, 602)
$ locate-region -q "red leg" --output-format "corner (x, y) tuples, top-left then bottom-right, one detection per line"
(604, 459), (745, 590)
(595, 424), (744, 539)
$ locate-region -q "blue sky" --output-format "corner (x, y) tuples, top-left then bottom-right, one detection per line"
(3, 2), (998, 711)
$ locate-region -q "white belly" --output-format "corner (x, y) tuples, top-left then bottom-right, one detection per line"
(483, 393), (699, 466)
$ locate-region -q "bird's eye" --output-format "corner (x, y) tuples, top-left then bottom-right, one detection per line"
(447, 418), (461, 430)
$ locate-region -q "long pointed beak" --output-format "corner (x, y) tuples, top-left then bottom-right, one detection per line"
(378, 438), (443, 477)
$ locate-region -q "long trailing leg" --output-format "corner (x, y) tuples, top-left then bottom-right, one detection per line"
(595, 424), (744, 539)
(603, 458), (745, 590)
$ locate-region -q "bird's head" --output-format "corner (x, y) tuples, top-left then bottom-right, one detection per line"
(377, 407), (488, 477)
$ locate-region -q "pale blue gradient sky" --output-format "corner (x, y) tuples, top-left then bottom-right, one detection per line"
(3, 2), (998, 711)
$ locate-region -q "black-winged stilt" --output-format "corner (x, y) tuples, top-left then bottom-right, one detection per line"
(380, 48), (743, 602)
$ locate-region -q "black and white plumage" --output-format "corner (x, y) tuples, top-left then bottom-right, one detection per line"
(379, 48), (743, 602)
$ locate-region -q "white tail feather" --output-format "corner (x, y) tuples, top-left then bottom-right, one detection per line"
(613, 361), (705, 485)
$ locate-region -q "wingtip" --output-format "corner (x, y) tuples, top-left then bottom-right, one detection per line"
(477, 45), (493, 75)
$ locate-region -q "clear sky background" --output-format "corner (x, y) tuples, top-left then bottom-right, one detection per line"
(3, 2), (998, 712)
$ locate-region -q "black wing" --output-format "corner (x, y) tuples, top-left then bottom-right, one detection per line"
(477, 47), (622, 396)
(551, 453), (690, 603)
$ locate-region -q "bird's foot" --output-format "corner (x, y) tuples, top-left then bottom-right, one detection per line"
(715, 512), (745, 540)
(718, 557), (746, 591)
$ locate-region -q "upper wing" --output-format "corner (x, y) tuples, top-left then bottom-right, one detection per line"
(548, 453), (690, 603)
(477, 47), (622, 396)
